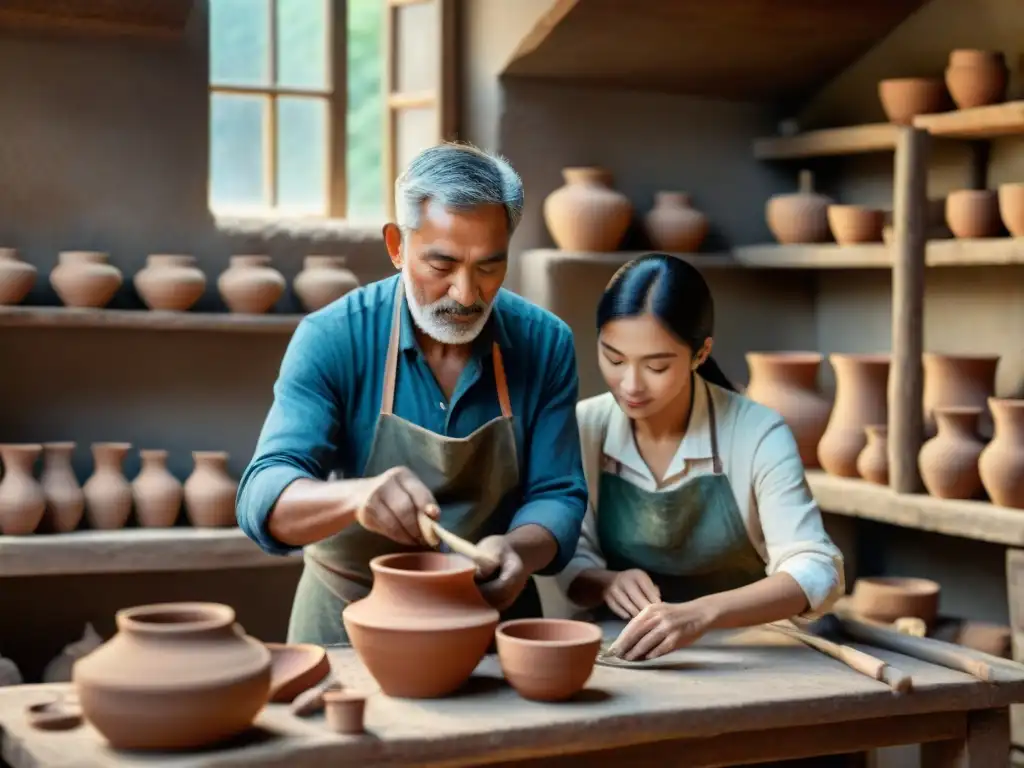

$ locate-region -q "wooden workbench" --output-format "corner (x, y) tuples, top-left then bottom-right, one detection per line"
(2, 625), (1023, 767)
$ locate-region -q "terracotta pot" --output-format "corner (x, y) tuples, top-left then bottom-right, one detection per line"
(945, 189), (1002, 239)
(293, 255), (360, 312)
(856, 425), (889, 485)
(183, 451), (237, 527)
(997, 183), (1024, 237)
(744, 352), (830, 467)
(0, 248), (37, 306)
(50, 251), (122, 308)
(0, 444), (45, 535)
(132, 449), (182, 528)
(343, 552), (499, 698)
(979, 398), (1024, 509)
(827, 205), (884, 244)
(495, 619), (602, 702)
(945, 50), (1008, 109)
(953, 621), (1011, 658)
(922, 353), (999, 438)
(766, 170), (833, 244)
(643, 192), (709, 253)
(919, 407), (985, 500)
(72, 602), (271, 750)
(266, 643), (331, 703)
(83, 442), (132, 530)
(543, 167), (632, 252)
(217, 255), (286, 314)
(878, 78), (948, 125)
(133, 254), (206, 312)
(817, 354), (890, 478)
(39, 442), (84, 533)
(850, 577), (940, 627)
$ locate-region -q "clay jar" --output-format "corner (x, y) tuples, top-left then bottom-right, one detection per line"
(817, 354), (890, 478)
(922, 353), (999, 438)
(998, 183), (1024, 237)
(82, 442), (133, 530)
(827, 205), (884, 244)
(293, 255), (360, 312)
(343, 552), (499, 698)
(978, 398), (1024, 509)
(744, 352), (831, 468)
(877, 78), (948, 125)
(72, 602), (271, 750)
(945, 190), (1002, 238)
(643, 192), (708, 253)
(919, 407), (986, 500)
(183, 451), (238, 527)
(133, 254), (207, 312)
(850, 577), (940, 628)
(856, 425), (889, 486)
(39, 442), (85, 533)
(132, 449), (182, 528)
(0, 248), (37, 306)
(543, 167), (632, 252)
(217, 255), (286, 314)
(0, 444), (45, 535)
(495, 619), (602, 702)
(945, 50), (1008, 109)
(50, 251), (123, 308)
(766, 170), (832, 244)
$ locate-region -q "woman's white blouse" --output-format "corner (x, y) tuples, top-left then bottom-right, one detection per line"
(556, 380), (845, 617)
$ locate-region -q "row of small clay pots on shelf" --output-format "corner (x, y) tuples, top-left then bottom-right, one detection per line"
(0, 250), (361, 312)
(0, 442), (239, 536)
(744, 352), (1024, 508)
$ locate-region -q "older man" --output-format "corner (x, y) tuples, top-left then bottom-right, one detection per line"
(237, 142), (587, 645)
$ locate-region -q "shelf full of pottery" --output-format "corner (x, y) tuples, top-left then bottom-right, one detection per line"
(0, 442), (239, 536)
(744, 352), (1023, 509)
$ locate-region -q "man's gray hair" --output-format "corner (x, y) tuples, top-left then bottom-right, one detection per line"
(395, 142), (524, 236)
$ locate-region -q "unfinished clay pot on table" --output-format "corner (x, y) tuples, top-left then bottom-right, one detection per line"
(266, 643), (331, 703)
(945, 189), (1002, 239)
(217, 255), (286, 314)
(878, 78), (948, 125)
(766, 170), (832, 244)
(998, 183), (1024, 236)
(39, 442), (84, 533)
(183, 451), (238, 527)
(495, 619), (602, 702)
(827, 205), (884, 244)
(850, 577), (941, 628)
(82, 443), (132, 530)
(50, 251), (123, 308)
(72, 602), (271, 750)
(817, 354), (890, 478)
(0, 444), (45, 535)
(293, 256), (360, 312)
(643, 192), (708, 252)
(131, 449), (182, 528)
(133, 254), (207, 312)
(856, 425), (889, 486)
(919, 407), (986, 500)
(922, 353), (999, 438)
(343, 552), (499, 698)
(0, 248), (37, 305)
(978, 398), (1024, 509)
(945, 49), (1008, 109)
(543, 167), (632, 252)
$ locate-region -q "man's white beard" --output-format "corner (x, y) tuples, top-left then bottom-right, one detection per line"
(402, 268), (494, 345)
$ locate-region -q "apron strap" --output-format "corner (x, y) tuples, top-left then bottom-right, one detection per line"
(704, 380), (724, 475)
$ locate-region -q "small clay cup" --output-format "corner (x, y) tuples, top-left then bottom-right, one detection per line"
(850, 577), (940, 628)
(322, 690), (367, 734)
(878, 78), (948, 125)
(495, 619), (602, 702)
(827, 205), (885, 244)
(945, 189), (1002, 239)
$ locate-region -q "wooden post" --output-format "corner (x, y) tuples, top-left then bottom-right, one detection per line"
(888, 126), (928, 494)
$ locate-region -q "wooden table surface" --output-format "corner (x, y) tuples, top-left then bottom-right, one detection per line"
(2, 624), (1024, 767)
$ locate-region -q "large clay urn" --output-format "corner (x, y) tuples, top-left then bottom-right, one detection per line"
(922, 353), (999, 438)
(132, 449), (183, 528)
(919, 407), (986, 500)
(856, 425), (889, 486)
(945, 50), (1008, 109)
(50, 251), (123, 308)
(293, 255), (360, 312)
(543, 167), (632, 252)
(0, 248), (37, 305)
(39, 442), (85, 533)
(343, 552), (499, 698)
(184, 451), (238, 527)
(83, 442), (133, 530)
(766, 170), (833, 244)
(73, 602), (271, 750)
(998, 183), (1024, 237)
(945, 190), (1001, 239)
(217, 255), (286, 314)
(0, 444), (45, 535)
(817, 354), (890, 478)
(744, 352), (831, 467)
(643, 192), (709, 253)
(978, 398), (1024, 509)
(133, 254), (207, 312)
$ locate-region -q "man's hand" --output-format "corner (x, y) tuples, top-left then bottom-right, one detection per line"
(602, 569), (661, 619)
(353, 466), (439, 546)
(473, 535), (530, 611)
(606, 600), (718, 661)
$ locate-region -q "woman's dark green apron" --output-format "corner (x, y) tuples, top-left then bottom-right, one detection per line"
(287, 280), (541, 645)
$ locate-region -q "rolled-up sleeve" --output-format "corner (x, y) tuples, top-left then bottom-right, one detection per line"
(236, 318), (342, 555)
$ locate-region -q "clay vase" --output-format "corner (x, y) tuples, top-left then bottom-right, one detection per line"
(997, 183), (1024, 237)
(978, 398), (1024, 509)
(817, 354), (890, 478)
(827, 205), (885, 244)
(856, 425), (889, 486)
(0, 444), (45, 535)
(766, 170), (833, 244)
(877, 78), (948, 125)
(82, 442), (133, 530)
(0, 248), (37, 306)
(922, 353), (1000, 438)
(39, 442), (85, 533)
(343, 552), (499, 698)
(133, 254), (207, 312)
(72, 602), (271, 750)
(217, 255), (286, 314)
(50, 251), (123, 308)
(744, 352), (831, 467)
(542, 167), (632, 252)
(183, 451), (238, 527)
(919, 407), (986, 500)
(945, 189), (1002, 238)
(643, 192), (709, 253)
(293, 255), (360, 312)
(132, 449), (182, 528)
(945, 50), (1008, 109)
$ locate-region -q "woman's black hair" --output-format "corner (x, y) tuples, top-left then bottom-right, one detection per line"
(596, 252), (736, 391)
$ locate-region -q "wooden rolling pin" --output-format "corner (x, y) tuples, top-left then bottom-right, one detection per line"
(417, 509), (501, 573)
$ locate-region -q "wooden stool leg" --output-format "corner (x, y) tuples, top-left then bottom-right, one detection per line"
(921, 708), (1009, 767)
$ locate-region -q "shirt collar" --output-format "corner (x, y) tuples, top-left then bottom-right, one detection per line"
(398, 289), (513, 356)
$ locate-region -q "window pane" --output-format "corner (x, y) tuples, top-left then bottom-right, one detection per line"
(347, 0), (386, 221)
(210, 93), (266, 209)
(395, 2), (438, 94)
(276, 96), (328, 214)
(210, 0), (270, 86)
(276, 0), (328, 90)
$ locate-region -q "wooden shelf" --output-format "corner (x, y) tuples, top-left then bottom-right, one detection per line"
(807, 471), (1024, 547)
(753, 124), (901, 160)
(914, 101), (1024, 139)
(523, 249), (739, 269)
(927, 237), (1024, 266)
(0, 306), (303, 333)
(734, 244), (892, 268)
(0, 0), (195, 40)
(0, 528), (300, 577)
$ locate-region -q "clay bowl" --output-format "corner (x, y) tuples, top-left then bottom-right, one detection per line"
(827, 205), (885, 244)
(878, 78), (948, 125)
(850, 577), (941, 627)
(266, 643), (331, 703)
(495, 619), (603, 702)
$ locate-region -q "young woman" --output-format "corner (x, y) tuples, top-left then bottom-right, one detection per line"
(558, 253), (844, 662)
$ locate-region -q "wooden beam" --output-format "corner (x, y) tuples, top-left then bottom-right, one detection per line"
(0, 306), (302, 334)
(914, 101), (1024, 139)
(753, 124), (901, 160)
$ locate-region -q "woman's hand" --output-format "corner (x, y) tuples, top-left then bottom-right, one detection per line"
(602, 569), (661, 619)
(606, 599), (718, 661)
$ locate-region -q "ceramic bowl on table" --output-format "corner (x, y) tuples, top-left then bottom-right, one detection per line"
(495, 618), (603, 702)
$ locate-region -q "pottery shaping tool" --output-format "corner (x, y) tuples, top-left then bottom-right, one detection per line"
(417, 508), (501, 573)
